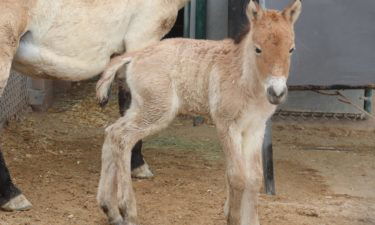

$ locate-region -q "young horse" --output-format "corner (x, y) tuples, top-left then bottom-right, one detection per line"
(96, 1), (302, 224)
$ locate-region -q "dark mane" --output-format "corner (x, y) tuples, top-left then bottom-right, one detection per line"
(233, 22), (250, 44)
(232, 0), (260, 44)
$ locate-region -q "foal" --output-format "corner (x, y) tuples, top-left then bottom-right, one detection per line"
(96, 1), (302, 224)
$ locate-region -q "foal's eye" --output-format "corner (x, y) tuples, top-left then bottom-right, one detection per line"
(255, 47), (262, 54)
(289, 48), (295, 53)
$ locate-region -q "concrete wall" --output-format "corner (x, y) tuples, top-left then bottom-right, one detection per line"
(189, 0), (369, 115)
(279, 90), (365, 114)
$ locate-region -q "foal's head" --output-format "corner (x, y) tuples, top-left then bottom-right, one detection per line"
(244, 0), (302, 105)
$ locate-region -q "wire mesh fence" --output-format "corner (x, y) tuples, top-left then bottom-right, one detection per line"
(273, 110), (366, 121)
(0, 70), (370, 126)
(0, 70), (29, 125)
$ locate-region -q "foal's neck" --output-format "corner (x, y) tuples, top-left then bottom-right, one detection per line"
(228, 38), (264, 100)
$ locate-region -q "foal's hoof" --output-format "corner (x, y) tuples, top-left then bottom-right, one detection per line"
(131, 163), (154, 179)
(1, 194), (32, 211)
(109, 219), (123, 225)
(109, 218), (138, 225)
(99, 97), (109, 108)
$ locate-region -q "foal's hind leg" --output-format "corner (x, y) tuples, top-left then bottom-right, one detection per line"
(117, 68), (153, 179)
(97, 137), (123, 225)
(99, 85), (178, 224)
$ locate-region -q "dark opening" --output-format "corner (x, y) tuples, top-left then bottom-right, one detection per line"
(164, 9), (185, 38)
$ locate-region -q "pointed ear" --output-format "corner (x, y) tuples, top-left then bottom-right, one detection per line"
(246, 0), (263, 22)
(283, 0), (302, 24)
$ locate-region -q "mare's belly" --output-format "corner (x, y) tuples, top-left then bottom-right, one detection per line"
(13, 40), (112, 81)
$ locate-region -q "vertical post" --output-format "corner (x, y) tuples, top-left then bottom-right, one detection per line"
(193, 0), (206, 125)
(28, 78), (54, 111)
(184, 2), (191, 38)
(262, 120), (275, 195)
(195, 0), (207, 39)
(364, 88), (372, 114)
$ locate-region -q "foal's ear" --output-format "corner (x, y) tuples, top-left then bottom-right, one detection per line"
(246, 0), (263, 22)
(283, 0), (302, 24)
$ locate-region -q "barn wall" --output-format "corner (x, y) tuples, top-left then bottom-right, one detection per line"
(266, 0), (372, 116)
(223, 0), (371, 116)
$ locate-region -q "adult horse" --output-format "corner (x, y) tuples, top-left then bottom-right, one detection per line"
(0, 0), (189, 211)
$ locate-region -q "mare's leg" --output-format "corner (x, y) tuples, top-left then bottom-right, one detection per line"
(0, 3), (32, 211)
(0, 1), (30, 96)
(0, 149), (32, 211)
(117, 69), (152, 179)
(217, 121), (265, 225)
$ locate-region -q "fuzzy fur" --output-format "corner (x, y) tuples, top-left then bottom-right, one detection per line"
(96, 1), (302, 225)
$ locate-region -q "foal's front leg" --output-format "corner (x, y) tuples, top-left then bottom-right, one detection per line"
(238, 125), (266, 225)
(218, 123), (265, 225)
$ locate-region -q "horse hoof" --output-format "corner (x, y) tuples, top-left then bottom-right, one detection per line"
(1, 194), (32, 211)
(110, 220), (123, 225)
(131, 163), (154, 179)
(99, 97), (109, 108)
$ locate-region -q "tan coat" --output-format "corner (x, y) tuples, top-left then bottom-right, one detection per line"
(96, 1), (302, 225)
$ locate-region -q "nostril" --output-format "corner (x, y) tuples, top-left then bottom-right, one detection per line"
(267, 87), (287, 98)
(267, 87), (276, 97)
(278, 89), (286, 97)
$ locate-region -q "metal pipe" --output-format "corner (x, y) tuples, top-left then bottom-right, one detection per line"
(262, 120), (275, 195)
(289, 85), (375, 91)
(195, 0), (207, 39)
(183, 2), (191, 38)
(193, 0), (207, 125)
(364, 89), (373, 114)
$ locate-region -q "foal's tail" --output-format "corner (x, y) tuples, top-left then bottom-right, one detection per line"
(96, 55), (133, 107)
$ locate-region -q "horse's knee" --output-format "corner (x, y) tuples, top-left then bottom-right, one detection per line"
(105, 125), (126, 151)
(228, 167), (262, 193)
(227, 169), (247, 192)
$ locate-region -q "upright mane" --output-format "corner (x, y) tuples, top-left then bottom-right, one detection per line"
(232, 0), (258, 44)
(233, 23), (251, 45)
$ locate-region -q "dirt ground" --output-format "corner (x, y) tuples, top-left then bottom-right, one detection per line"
(0, 81), (374, 225)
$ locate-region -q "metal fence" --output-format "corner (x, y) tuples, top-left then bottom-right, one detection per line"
(0, 71), (29, 125)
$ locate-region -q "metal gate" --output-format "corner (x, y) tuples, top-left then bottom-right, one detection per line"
(0, 70), (29, 125)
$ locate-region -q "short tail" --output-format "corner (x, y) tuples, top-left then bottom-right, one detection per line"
(96, 55), (133, 107)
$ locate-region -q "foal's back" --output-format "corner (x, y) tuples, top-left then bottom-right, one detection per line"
(127, 38), (236, 116)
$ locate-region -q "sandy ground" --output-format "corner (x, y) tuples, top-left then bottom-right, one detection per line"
(0, 81), (374, 225)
